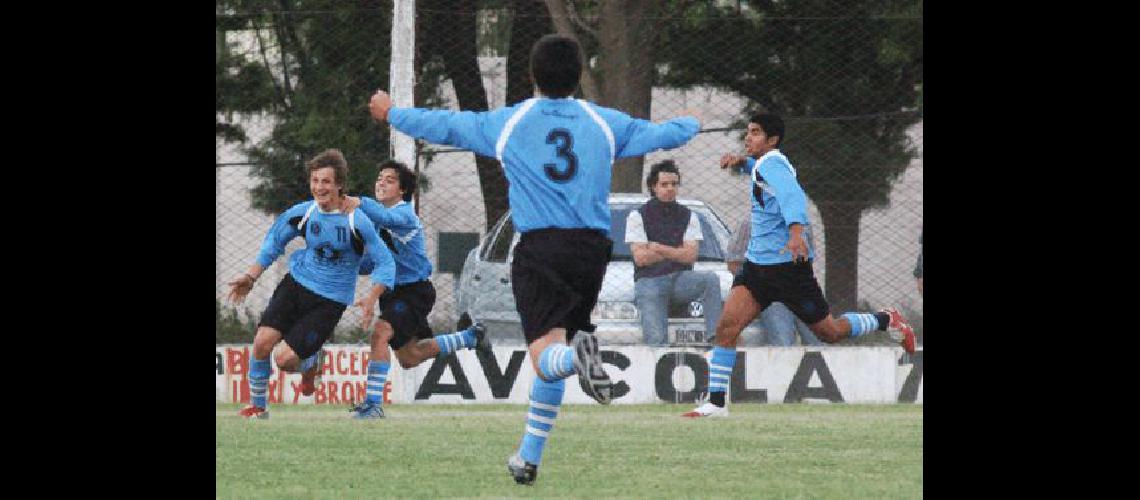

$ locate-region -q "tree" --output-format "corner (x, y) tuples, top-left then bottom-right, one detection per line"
(417, 0), (511, 232)
(216, 5), (277, 146)
(216, 0), (394, 215)
(542, 0), (695, 193)
(658, 0), (923, 310)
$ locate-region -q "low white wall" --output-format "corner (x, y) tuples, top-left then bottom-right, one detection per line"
(216, 344), (922, 405)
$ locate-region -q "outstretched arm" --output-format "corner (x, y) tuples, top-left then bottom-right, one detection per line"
(352, 217), (396, 329)
(229, 204), (307, 303)
(370, 90), (498, 157)
(227, 263), (265, 304)
(615, 116), (701, 159)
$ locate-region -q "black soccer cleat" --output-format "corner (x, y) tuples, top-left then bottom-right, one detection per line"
(572, 332), (612, 404)
(472, 322), (492, 355)
(507, 452), (538, 485)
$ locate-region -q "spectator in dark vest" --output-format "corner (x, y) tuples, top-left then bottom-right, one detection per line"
(625, 160), (724, 345)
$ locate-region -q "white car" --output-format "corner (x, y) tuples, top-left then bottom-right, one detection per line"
(454, 195), (763, 345)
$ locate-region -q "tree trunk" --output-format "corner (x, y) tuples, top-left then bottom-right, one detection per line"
(598, 0), (659, 193)
(422, 0), (510, 232)
(543, 0), (599, 100)
(816, 202), (860, 312)
(507, 0), (550, 105)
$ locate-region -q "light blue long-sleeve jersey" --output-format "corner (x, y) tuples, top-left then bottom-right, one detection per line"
(389, 97), (699, 235)
(356, 197), (432, 285)
(255, 200), (396, 304)
(742, 150), (815, 264)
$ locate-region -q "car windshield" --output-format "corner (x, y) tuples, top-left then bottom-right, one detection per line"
(609, 205), (725, 262)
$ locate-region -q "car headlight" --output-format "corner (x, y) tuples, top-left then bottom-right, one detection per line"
(591, 301), (639, 321)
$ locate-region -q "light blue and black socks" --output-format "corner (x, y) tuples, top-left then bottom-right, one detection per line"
(538, 344), (576, 381)
(366, 360), (390, 405)
(708, 346), (736, 407)
(249, 357), (272, 409)
(519, 375), (565, 465)
(517, 344), (577, 465)
(435, 326), (478, 356)
(842, 312), (890, 337)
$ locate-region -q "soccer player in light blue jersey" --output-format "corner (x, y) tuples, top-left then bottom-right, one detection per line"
(340, 160), (489, 419)
(368, 34), (700, 484)
(227, 149), (396, 420)
(681, 113), (916, 418)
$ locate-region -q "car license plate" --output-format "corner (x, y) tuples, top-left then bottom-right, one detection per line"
(672, 329), (706, 344)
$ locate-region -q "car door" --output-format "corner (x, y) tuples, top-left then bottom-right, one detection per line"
(455, 215), (503, 323)
(465, 213), (521, 339)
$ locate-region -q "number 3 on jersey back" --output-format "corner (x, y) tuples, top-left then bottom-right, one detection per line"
(543, 128), (577, 182)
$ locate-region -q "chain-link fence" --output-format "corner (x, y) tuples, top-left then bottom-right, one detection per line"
(217, 0), (922, 346)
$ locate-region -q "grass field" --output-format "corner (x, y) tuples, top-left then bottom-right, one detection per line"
(216, 403), (922, 498)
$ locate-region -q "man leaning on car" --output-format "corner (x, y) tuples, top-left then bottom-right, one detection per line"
(625, 160), (724, 346)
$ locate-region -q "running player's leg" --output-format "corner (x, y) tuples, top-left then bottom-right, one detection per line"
(682, 284), (761, 418)
(240, 274), (302, 419)
(391, 282), (487, 368)
(350, 319), (393, 419)
(278, 290), (346, 410)
(808, 311), (915, 354)
(240, 325), (282, 419)
(507, 229), (611, 485)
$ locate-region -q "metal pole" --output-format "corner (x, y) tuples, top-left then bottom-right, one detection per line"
(389, 0), (416, 171)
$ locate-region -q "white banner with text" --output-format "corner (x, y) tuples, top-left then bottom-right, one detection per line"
(216, 344), (923, 405)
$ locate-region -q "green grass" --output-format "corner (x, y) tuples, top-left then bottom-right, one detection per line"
(217, 403), (922, 499)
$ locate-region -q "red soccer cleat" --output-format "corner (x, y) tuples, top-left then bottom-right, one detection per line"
(882, 308), (916, 354)
(299, 369), (319, 396)
(238, 405), (269, 419)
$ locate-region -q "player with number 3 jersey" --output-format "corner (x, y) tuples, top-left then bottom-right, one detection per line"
(368, 34), (699, 485)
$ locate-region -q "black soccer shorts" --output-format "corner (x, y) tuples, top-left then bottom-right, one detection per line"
(732, 260), (830, 325)
(258, 273), (348, 360)
(511, 228), (613, 345)
(376, 280), (437, 350)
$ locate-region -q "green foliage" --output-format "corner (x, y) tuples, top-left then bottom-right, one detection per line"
(217, 0), (396, 215)
(659, 0), (922, 208)
(657, 0), (922, 309)
(215, 6), (279, 145)
(216, 298), (258, 343)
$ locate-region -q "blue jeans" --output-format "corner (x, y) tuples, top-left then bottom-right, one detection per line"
(757, 302), (821, 346)
(634, 270), (723, 346)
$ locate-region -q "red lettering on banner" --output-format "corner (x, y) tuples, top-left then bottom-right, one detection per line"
(239, 378), (250, 403)
(342, 381), (355, 403)
(384, 380), (392, 404)
(233, 379), (250, 403)
(268, 380), (280, 404)
(321, 350), (334, 375)
(354, 382), (367, 405)
(327, 381), (340, 404)
(315, 383), (326, 404)
(361, 351), (371, 371)
(227, 347), (249, 375)
(336, 351), (347, 375)
(291, 382), (302, 404)
(350, 352), (359, 375)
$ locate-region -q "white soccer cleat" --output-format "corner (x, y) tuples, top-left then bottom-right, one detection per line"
(681, 402), (728, 418)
